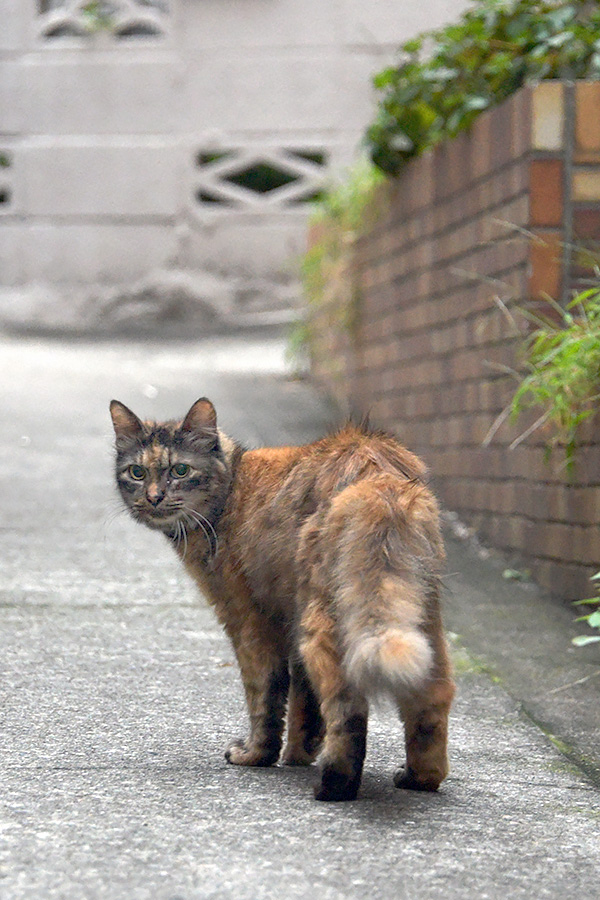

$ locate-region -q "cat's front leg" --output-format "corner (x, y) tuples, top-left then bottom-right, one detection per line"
(223, 607), (290, 767)
(280, 660), (324, 766)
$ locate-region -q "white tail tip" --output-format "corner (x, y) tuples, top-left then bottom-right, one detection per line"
(344, 629), (433, 699)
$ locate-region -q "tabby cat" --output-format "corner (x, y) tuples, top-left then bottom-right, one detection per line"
(110, 397), (455, 801)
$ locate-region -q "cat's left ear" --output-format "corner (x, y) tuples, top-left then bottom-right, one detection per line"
(110, 400), (145, 443)
(181, 398), (219, 450)
(181, 397), (218, 435)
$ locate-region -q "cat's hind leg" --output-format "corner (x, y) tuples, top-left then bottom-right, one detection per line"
(395, 627), (455, 791)
(223, 606), (290, 768)
(280, 659), (324, 766)
(299, 607), (368, 801)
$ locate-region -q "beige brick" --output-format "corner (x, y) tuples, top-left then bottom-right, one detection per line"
(572, 168), (600, 202)
(531, 82), (564, 151)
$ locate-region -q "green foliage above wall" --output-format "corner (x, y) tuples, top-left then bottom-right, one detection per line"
(367, 0), (600, 174)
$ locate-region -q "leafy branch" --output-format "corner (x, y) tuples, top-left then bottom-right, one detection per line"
(367, 0), (600, 174)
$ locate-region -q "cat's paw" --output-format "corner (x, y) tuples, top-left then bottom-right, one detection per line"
(393, 765), (442, 791)
(313, 764), (360, 801)
(224, 738), (279, 767)
(280, 745), (316, 767)
(281, 741), (319, 766)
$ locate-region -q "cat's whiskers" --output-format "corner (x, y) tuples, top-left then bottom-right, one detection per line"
(173, 519), (189, 560)
(184, 505), (219, 551)
(182, 507), (216, 556)
(101, 503), (128, 528)
(182, 509), (211, 550)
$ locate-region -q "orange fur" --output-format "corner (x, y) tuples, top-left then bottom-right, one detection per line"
(111, 399), (455, 801)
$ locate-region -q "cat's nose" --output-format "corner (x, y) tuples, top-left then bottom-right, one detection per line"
(147, 487), (165, 507)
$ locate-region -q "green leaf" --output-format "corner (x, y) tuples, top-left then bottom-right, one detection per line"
(502, 568), (530, 582)
(463, 95), (491, 111)
(403, 37), (423, 55)
(373, 68), (397, 90)
(420, 67), (458, 82)
(587, 610), (600, 628)
(572, 635), (600, 647)
(546, 32), (573, 49)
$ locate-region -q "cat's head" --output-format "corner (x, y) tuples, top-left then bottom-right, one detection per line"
(109, 397), (230, 540)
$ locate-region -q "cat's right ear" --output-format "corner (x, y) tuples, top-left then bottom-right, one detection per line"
(110, 400), (145, 444)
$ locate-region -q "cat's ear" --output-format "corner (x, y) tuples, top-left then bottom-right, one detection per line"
(110, 400), (145, 443)
(181, 398), (217, 435)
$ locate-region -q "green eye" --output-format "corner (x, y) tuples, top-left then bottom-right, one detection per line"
(128, 464), (147, 481)
(171, 463), (190, 478)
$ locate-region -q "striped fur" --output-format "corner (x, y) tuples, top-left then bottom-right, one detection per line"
(111, 398), (455, 801)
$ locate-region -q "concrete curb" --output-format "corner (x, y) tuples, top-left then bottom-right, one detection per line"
(442, 520), (600, 786)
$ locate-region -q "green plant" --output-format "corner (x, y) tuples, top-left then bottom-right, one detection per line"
(505, 282), (600, 647)
(509, 285), (600, 470)
(573, 579), (600, 646)
(81, 1), (116, 32)
(367, 0), (600, 175)
(294, 158), (386, 358)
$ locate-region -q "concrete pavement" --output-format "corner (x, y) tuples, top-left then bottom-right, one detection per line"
(1, 331), (599, 900)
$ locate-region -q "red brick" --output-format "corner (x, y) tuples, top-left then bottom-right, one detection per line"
(573, 205), (600, 240)
(529, 159), (564, 226)
(511, 86), (532, 158)
(491, 97), (517, 169)
(575, 82), (600, 162)
(471, 109), (492, 180)
(529, 231), (562, 300)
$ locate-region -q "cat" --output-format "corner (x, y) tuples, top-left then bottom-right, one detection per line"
(110, 396), (455, 802)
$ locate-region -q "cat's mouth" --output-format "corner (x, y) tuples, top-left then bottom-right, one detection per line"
(136, 505), (183, 531)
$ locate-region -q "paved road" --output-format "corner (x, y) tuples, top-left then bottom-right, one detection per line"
(1, 333), (599, 900)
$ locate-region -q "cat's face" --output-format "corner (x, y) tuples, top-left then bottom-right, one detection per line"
(110, 397), (228, 539)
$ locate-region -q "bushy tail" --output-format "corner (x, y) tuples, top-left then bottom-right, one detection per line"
(342, 592), (434, 699)
(329, 476), (443, 700)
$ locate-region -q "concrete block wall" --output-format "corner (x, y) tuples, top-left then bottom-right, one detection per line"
(310, 82), (600, 601)
(0, 0), (469, 326)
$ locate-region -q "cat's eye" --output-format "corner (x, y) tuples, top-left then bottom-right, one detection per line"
(171, 463), (190, 478)
(128, 464), (147, 481)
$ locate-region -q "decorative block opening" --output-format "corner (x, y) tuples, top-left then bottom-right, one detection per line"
(197, 151), (234, 167)
(285, 189), (327, 206)
(195, 190), (232, 207)
(44, 23), (87, 37)
(194, 146), (329, 211)
(116, 22), (162, 37)
(37, 0), (168, 41)
(224, 163), (298, 195)
(289, 150), (327, 166)
(0, 151), (12, 211)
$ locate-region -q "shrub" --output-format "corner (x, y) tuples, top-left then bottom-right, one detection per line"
(367, 0), (600, 175)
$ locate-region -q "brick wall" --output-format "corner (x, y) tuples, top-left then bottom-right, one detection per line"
(310, 82), (600, 601)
